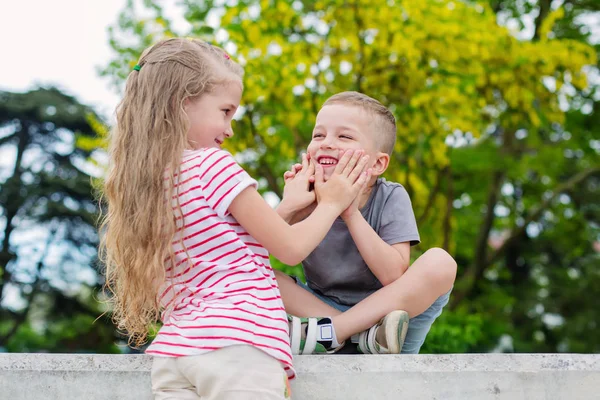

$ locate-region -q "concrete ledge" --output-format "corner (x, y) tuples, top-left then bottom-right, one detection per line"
(1, 353), (599, 399)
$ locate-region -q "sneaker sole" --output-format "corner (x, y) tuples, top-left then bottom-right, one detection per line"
(384, 310), (410, 354)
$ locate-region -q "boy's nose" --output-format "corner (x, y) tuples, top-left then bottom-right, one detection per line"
(320, 138), (335, 149)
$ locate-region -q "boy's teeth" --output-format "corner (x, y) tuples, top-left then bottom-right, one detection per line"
(319, 158), (337, 165)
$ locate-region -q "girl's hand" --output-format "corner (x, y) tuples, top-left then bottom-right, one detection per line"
(279, 153), (316, 220)
(314, 149), (371, 213)
(282, 153), (316, 210)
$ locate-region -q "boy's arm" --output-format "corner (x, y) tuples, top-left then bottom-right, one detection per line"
(344, 212), (410, 285)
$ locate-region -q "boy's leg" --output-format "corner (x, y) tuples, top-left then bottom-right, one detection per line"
(274, 269), (342, 317)
(401, 289), (451, 354)
(333, 248), (457, 342)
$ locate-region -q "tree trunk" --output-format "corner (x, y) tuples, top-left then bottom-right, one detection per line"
(0, 122), (30, 302)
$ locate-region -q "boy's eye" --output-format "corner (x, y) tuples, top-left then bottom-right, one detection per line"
(222, 109), (230, 115)
(312, 133), (324, 138)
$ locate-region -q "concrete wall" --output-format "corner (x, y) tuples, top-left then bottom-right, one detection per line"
(1, 353), (599, 399)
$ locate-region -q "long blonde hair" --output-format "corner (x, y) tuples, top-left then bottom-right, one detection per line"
(99, 38), (243, 346)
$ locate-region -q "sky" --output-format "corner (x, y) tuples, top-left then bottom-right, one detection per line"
(1, 1), (597, 121)
(0, 0), (126, 119)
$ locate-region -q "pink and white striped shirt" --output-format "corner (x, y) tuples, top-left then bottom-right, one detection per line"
(146, 148), (295, 379)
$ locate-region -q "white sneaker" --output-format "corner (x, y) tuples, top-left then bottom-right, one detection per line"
(357, 310), (409, 354)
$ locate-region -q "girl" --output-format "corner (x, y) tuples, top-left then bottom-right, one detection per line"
(99, 38), (370, 400)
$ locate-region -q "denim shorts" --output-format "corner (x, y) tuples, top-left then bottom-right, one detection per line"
(294, 278), (451, 354)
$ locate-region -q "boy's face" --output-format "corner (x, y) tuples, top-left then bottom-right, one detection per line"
(307, 104), (386, 180)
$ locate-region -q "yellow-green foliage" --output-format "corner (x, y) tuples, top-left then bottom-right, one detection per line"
(103, 0), (595, 255)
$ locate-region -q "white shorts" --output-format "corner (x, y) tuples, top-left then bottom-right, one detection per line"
(151, 345), (291, 400)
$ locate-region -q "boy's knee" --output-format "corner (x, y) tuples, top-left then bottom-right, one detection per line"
(423, 247), (457, 287)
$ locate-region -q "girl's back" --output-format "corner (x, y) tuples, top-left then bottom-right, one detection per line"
(147, 147), (292, 376)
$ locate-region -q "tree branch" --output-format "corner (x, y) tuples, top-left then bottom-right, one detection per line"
(417, 167), (445, 225)
(486, 166), (600, 266)
(533, 0), (552, 41)
(352, 0), (366, 92)
(443, 165), (453, 251)
(0, 122), (30, 301)
(451, 169), (504, 306)
(0, 224), (55, 344)
(473, 170), (505, 273)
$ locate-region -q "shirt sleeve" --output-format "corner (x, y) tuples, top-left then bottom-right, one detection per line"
(196, 149), (257, 218)
(378, 186), (420, 246)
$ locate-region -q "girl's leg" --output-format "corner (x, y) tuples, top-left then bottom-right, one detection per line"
(185, 346), (289, 400)
(151, 357), (201, 400)
(333, 248), (457, 342)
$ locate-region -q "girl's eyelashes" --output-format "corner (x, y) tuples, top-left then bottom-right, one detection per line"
(312, 132), (324, 138)
(340, 135), (353, 139)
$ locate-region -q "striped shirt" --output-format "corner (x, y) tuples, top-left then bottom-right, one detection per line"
(146, 148), (295, 379)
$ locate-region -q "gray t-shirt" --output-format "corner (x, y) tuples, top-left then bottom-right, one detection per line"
(302, 178), (420, 306)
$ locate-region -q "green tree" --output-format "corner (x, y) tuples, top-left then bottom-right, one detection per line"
(0, 88), (118, 352)
(102, 0), (599, 353)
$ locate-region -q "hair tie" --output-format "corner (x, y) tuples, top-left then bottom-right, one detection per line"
(133, 64), (141, 71)
(224, 53), (231, 60)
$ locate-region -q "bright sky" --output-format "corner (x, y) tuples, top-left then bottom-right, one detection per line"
(2, 1), (597, 122)
(0, 0), (126, 119)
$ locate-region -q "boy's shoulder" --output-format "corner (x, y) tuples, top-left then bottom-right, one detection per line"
(367, 177), (415, 216)
(373, 177), (410, 199)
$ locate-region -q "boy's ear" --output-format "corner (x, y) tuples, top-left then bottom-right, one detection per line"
(371, 152), (390, 176)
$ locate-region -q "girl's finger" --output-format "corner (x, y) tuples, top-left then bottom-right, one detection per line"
(301, 153), (309, 171)
(307, 158), (316, 176)
(314, 162), (325, 187)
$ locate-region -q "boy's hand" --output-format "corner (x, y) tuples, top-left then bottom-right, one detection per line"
(314, 149), (371, 213)
(280, 153), (316, 215)
(340, 187), (364, 221)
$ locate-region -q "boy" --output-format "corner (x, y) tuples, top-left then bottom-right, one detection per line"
(276, 91), (457, 354)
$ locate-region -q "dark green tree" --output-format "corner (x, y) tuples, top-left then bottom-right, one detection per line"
(0, 87), (119, 352)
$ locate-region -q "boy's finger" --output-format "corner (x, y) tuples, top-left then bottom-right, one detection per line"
(353, 168), (372, 191)
(347, 155), (370, 183)
(334, 149), (353, 175)
(342, 150), (363, 177)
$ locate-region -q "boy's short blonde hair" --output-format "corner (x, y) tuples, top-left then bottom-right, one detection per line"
(322, 91), (396, 155)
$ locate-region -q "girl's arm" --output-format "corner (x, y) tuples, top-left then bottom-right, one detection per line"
(230, 150), (369, 265)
